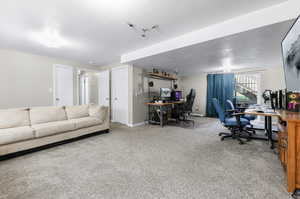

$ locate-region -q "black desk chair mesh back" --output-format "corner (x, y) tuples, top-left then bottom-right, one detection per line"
(185, 89), (196, 112)
(178, 89), (196, 126)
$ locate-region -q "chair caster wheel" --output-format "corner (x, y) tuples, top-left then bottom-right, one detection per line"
(221, 138), (225, 141)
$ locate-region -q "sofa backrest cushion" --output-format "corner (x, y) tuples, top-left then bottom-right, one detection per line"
(89, 105), (108, 123)
(30, 106), (67, 125)
(65, 105), (89, 119)
(0, 108), (30, 129)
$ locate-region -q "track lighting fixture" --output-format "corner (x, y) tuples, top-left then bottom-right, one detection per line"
(127, 22), (159, 38)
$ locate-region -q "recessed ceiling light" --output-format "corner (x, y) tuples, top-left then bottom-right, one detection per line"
(31, 27), (71, 48)
(222, 58), (232, 72)
(89, 61), (98, 65)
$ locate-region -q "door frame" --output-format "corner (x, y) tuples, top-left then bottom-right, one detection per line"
(53, 64), (74, 106)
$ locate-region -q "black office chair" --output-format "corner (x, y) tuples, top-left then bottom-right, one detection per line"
(212, 98), (253, 144)
(178, 89), (196, 126)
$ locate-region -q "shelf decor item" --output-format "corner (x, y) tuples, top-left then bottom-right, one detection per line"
(286, 92), (300, 112)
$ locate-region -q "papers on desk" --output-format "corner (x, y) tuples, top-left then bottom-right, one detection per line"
(264, 110), (277, 114)
(246, 105), (276, 114)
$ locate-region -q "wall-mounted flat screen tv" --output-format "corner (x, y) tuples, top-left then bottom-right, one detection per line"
(282, 16), (300, 92)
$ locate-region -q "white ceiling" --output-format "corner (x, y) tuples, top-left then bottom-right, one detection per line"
(0, 0), (287, 66)
(128, 20), (294, 75)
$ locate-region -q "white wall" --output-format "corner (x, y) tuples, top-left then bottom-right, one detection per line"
(261, 66), (286, 91)
(0, 49), (100, 109)
(181, 73), (207, 115)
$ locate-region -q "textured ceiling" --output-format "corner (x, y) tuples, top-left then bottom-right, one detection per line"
(128, 20), (294, 75)
(0, 0), (287, 66)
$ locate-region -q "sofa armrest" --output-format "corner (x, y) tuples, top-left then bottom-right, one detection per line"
(89, 105), (109, 124)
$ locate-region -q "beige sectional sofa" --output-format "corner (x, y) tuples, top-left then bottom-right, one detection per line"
(0, 104), (110, 157)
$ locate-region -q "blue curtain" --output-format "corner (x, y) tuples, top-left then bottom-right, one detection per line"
(206, 73), (235, 117)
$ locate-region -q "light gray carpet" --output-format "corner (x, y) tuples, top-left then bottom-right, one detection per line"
(0, 118), (292, 199)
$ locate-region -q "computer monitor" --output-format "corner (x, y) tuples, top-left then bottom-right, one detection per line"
(160, 88), (171, 99)
(171, 90), (182, 101)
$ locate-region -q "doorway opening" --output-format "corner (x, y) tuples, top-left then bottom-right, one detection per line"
(78, 70), (89, 105)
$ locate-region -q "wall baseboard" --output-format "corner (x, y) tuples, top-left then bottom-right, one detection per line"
(128, 121), (147, 127)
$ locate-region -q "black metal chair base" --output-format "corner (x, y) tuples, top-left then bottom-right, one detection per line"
(219, 129), (253, 145)
(292, 190), (300, 199)
(180, 119), (195, 127)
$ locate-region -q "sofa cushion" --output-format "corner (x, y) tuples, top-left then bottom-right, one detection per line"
(30, 106), (67, 125)
(89, 105), (108, 123)
(0, 108), (30, 129)
(65, 105), (89, 119)
(32, 120), (76, 138)
(71, 117), (103, 129)
(0, 126), (35, 145)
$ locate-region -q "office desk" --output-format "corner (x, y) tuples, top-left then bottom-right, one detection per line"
(145, 101), (185, 127)
(243, 110), (280, 149)
(236, 109), (300, 194)
(275, 111), (300, 194)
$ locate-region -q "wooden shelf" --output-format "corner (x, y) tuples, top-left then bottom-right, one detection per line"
(147, 72), (177, 80)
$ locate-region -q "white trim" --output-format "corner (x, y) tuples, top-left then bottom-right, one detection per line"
(111, 65), (131, 71)
(128, 121), (147, 127)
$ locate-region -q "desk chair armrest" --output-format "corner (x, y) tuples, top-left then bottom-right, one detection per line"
(232, 113), (243, 126)
(225, 109), (240, 117)
(231, 112), (245, 116)
(226, 109), (237, 113)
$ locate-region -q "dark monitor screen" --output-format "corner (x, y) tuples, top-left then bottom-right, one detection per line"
(282, 16), (300, 92)
(174, 91), (182, 100)
(160, 88), (171, 98)
(171, 90), (183, 101)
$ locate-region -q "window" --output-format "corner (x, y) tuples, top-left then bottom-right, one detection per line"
(235, 74), (259, 105)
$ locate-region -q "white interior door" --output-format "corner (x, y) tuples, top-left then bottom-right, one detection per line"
(97, 70), (110, 106)
(111, 66), (128, 125)
(54, 65), (74, 106)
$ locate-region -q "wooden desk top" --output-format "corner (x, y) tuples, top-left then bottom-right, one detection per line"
(243, 109), (300, 122)
(145, 101), (185, 106)
(244, 110), (280, 117)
